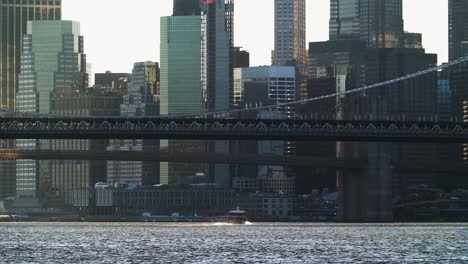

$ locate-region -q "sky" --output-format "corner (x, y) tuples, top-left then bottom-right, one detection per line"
(62, 0), (449, 75)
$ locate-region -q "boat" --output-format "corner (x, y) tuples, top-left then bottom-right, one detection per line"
(227, 208), (248, 224)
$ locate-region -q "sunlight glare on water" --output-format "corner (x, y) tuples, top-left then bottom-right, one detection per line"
(0, 222), (467, 263)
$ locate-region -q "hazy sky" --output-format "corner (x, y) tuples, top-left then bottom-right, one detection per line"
(63, 0), (449, 74)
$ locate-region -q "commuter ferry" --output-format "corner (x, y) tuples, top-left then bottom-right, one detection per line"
(227, 208), (248, 224)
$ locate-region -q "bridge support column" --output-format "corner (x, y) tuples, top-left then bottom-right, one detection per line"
(337, 143), (393, 222)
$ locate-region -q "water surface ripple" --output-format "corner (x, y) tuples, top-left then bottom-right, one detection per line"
(0, 223), (467, 263)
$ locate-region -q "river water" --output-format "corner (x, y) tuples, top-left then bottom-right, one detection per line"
(0, 223), (467, 263)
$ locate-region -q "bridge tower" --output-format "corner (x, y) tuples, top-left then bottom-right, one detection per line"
(337, 142), (393, 222)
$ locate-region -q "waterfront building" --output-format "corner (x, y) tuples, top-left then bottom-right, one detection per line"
(0, 0), (61, 204)
(49, 87), (122, 207)
(329, 0), (404, 48)
(236, 193), (293, 221)
(107, 62), (160, 187)
(15, 20), (86, 208)
(449, 0), (468, 61)
(73, 185), (235, 217)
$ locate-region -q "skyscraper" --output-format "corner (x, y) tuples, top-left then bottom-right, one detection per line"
(107, 61), (160, 187)
(0, 0), (61, 204)
(274, 0), (306, 67)
(329, 0), (404, 48)
(0, 0), (62, 111)
(160, 13), (206, 185)
(160, 0), (230, 185)
(15, 20), (86, 208)
(49, 87), (122, 207)
(449, 0), (468, 61)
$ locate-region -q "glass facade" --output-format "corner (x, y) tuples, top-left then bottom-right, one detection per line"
(49, 88), (121, 207)
(108, 61), (160, 187)
(234, 66), (296, 118)
(0, 0), (61, 111)
(15, 20), (86, 208)
(329, 0), (403, 48)
(160, 16), (204, 116)
(0, 0), (61, 204)
(160, 15), (205, 185)
(449, 0), (468, 61)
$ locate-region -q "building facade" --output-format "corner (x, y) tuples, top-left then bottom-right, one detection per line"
(94, 71), (130, 90)
(329, 0), (404, 48)
(160, 15), (206, 185)
(15, 20), (86, 208)
(0, 0), (62, 111)
(49, 87), (122, 207)
(232, 66), (296, 194)
(107, 61), (160, 187)
(160, 1), (231, 186)
(0, 0), (61, 204)
(73, 186), (235, 217)
(449, 0), (468, 61)
(233, 66), (296, 117)
(233, 47), (249, 68)
(274, 0), (306, 67)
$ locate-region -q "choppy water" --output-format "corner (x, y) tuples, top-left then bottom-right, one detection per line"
(0, 223), (467, 263)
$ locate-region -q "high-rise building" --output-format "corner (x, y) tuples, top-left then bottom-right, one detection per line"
(49, 87), (122, 207)
(0, 0), (62, 111)
(449, 0), (468, 61)
(173, 0), (201, 16)
(233, 66), (296, 194)
(107, 62), (160, 187)
(329, 0), (404, 48)
(160, 0), (230, 185)
(225, 0), (235, 108)
(160, 14), (206, 185)
(0, 0), (61, 205)
(15, 20), (86, 208)
(234, 66), (296, 117)
(274, 0), (306, 67)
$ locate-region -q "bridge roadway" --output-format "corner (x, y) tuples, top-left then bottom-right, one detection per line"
(1, 117), (468, 142)
(1, 149), (467, 173)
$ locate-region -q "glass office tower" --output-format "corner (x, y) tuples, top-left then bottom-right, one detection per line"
(160, 15), (206, 185)
(0, 0), (61, 204)
(0, 0), (61, 110)
(15, 20), (86, 208)
(329, 0), (403, 48)
(160, 1), (231, 186)
(449, 0), (468, 61)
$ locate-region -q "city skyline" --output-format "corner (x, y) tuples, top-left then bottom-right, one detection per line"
(62, 0), (449, 74)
